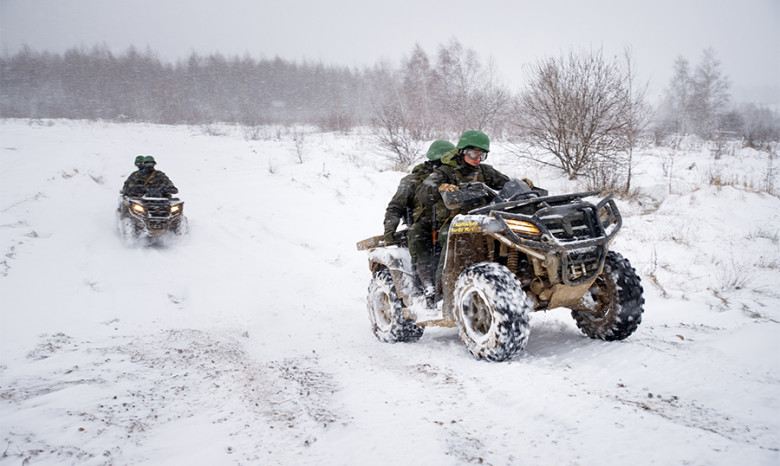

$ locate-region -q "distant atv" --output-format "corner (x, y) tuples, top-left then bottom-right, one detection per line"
(117, 186), (188, 244)
(357, 179), (644, 361)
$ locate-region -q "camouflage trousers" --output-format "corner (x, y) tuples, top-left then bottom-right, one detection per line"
(434, 223), (451, 282)
(408, 217), (438, 268)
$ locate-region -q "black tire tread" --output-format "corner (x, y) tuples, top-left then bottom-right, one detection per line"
(367, 268), (424, 343)
(572, 251), (644, 341)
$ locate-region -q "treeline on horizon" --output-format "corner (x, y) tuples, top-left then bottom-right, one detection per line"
(0, 44), (371, 130)
(1, 42), (778, 148)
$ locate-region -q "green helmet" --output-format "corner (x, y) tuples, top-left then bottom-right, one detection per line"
(425, 140), (456, 161)
(143, 155), (156, 164)
(134, 155), (144, 167)
(456, 130), (490, 152)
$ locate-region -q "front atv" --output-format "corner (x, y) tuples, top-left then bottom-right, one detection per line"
(116, 186), (188, 244)
(358, 179), (644, 361)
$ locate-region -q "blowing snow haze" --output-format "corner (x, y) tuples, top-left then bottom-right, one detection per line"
(0, 2), (779, 462)
(1, 0), (778, 104)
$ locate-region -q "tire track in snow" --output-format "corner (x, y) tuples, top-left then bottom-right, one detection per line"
(1, 329), (347, 464)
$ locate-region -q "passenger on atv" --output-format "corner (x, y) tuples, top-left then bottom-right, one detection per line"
(383, 139), (455, 306)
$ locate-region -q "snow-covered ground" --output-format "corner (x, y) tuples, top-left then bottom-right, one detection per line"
(1, 119), (778, 465)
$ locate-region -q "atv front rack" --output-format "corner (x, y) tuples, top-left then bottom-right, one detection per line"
(449, 192), (622, 286)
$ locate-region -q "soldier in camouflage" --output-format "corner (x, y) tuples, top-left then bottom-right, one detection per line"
(417, 130), (531, 299)
(122, 155), (179, 196)
(383, 140), (456, 301)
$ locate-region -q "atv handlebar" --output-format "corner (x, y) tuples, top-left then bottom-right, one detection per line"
(458, 181), (500, 198)
(125, 186), (178, 198)
(442, 179), (542, 210)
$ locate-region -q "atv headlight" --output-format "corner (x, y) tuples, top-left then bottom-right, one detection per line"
(131, 203), (145, 213)
(170, 205), (181, 214)
(505, 219), (540, 236)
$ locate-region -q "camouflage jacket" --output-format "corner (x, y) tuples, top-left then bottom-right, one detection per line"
(416, 149), (510, 227)
(121, 169), (178, 195)
(383, 160), (440, 237)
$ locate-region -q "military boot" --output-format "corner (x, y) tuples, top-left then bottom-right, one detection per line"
(415, 264), (436, 308)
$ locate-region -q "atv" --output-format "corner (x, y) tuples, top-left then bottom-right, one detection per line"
(357, 179), (644, 361)
(117, 186), (188, 244)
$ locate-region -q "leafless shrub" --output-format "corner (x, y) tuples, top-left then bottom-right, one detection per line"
(766, 142), (777, 195)
(371, 100), (424, 169)
(293, 130), (306, 164)
(757, 257), (780, 270)
(583, 155), (628, 194)
(318, 111), (355, 134)
(747, 226), (779, 244)
(199, 123), (229, 137)
(646, 247), (669, 297)
(716, 254), (754, 292)
(511, 47), (649, 185)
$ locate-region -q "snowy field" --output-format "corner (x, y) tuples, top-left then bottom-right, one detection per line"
(1, 119), (778, 465)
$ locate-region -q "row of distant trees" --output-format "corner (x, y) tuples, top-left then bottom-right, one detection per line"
(0, 45), (368, 129)
(2, 41), (778, 190)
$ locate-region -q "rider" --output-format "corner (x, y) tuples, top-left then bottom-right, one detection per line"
(383, 140), (455, 301)
(121, 156), (178, 197)
(416, 130), (524, 299)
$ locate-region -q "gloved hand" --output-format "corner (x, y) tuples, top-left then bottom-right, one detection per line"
(128, 186), (146, 196)
(383, 231), (398, 246)
(160, 186), (178, 197)
(438, 183), (458, 193)
(521, 178), (534, 189)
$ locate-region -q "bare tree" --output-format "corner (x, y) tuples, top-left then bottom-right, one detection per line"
(400, 44), (435, 139)
(368, 40), (511, 167)
(689, 48), (731, 139)
(432, 39), (509, 135)
(513, 48), (638, 180)
(741, 103), (780, 148)
(655, 56), (693, 139)
(367, 60), (424, 168)
(766, 143), (777, 195)
(371, 99), (425, 168)
(621, 47), (651, 192)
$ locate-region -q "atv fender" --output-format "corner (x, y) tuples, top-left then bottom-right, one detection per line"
(367, 247), (419, 308)
(441, 215), (504, 315)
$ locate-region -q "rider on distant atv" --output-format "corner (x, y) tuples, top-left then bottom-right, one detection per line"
(122, 155), (178, 197)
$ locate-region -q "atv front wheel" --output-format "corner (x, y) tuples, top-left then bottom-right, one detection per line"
(571, 251), (644, 340)
(172, 216), (189, 236)
(367, 268), (424, 343)
(453, 262), (531, 361)
(117, 214), (142, 246)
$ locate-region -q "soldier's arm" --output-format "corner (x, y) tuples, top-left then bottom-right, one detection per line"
(121, 174), (138, 194)
(158, 172), (179, 194)
(416, 171), (447, 207)
(383, 175), (417, 239)
(484, 165), (510, 190)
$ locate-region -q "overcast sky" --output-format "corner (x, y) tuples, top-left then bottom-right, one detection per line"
(1, 0), (778, 103)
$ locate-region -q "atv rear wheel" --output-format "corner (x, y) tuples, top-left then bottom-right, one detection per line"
(367, 268), (424, 343)
(453, 262), (531, 361)
(571, 251), (644, 340)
